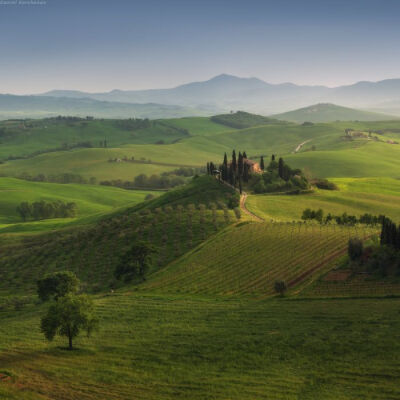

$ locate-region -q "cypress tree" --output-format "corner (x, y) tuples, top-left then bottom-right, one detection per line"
(238, 152), (243, 177)
(228, 164), (234, 185)
(397, 224), (400, 250)
(380, 218), (387, 245)
(260, 156), (265, 171)
(243, 163), (249, 182)
(243, 151), (247, 159)
(278, 157), (284, 179)
(223, 153), (228, 168)
(232, 150), (237, 173)
(209, 162), (215, 175)
(271, 154), (275, 161)
(238, 177), (243, 194)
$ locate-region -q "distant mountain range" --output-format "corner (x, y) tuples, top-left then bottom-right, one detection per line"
(272, 103), (398, 123)
(0, 94), (209, 120)
(1, 74), (400, 120)
(40, 74), (400, 116)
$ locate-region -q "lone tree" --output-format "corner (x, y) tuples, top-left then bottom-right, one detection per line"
(37, 271), (79, 302)
(274, 280), (287, 296)
(41, 294), (98, 350)
(115, 240), (157, 282)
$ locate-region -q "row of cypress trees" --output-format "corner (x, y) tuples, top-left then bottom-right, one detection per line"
(207, 151), (253, 190)
(207, 151), (292, 186)
(380, 217), (400, 250)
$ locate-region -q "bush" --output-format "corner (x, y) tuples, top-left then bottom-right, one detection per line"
(274, 280), (287, 296)
(348, 238), (363, 261)
(313, 178), (338, 190)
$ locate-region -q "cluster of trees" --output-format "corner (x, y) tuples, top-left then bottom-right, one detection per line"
(101, 173), (185, 190)
(380, 217), (400, 249)
(15, 172), (96, 185)
(17, 200), (77, 221)
(38, 271), (98, 350)
(210, 111), (282, 129)
(207, 150), (252, 189)
(100, 167), (202, 190)
(114, 240), (156, 282)
(312, 178), (338, 190)
(347, 219), (400, 277)
(302, 209), (385, 225)
(207, 151), (308, 195)
(114, 118), (152, 131)
(108, 156), (151, 163)
(250, 156), (308, 194)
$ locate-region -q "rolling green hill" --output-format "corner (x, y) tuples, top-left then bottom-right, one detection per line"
(0, 176), (239, 293)
(246, 177), (400, 223)
(210, 111), (286, 128)
(0, 177), (156, 233)
(0, 118), (190, 160)
(272, 103), (397, 123)
(1, 117), (400, 183)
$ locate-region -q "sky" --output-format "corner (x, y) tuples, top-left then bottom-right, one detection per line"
(1, 0), (400, 94)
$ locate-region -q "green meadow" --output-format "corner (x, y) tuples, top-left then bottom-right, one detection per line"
(246, 177), (400, 223)
(1, 118), (400, 182)
(0, 177), (156, 233)
(1, 294), (400, 400)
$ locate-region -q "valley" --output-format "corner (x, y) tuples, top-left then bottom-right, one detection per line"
(1, 110), (400, 399)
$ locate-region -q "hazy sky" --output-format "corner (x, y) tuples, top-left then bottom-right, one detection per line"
(1, 0), (400, 94)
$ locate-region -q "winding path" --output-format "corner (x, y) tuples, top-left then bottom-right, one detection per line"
(293, 139), (311, 153)
(217, 178), (264, 222)
(240, 192), (264, 222)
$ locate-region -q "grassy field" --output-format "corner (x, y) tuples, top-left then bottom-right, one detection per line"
(163, 116), (235, 136)
(1, 294), (400, 400)
(0, 178), (156, 233)
(246, 177), (400, 223)
(1, 118), (400, 181)
(0, 118), (190, 159)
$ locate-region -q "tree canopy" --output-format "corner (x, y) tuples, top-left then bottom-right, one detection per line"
(37, 271), (79, 302)
(41, 294), (98, 350)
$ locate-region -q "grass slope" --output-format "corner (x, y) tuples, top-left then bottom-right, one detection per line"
(0, 177), (156, 232)
(1, 295), (400, 399)
(163, 116), (236, 136)
(0, 118), (190, 160)
(2, 119), (400, 181)
(0, 176), (238, 294)
(286, 141), (400, 178)
(210, 111), (286, 128)
(272, 103), (398, 123)
(246, 177), (400, 223)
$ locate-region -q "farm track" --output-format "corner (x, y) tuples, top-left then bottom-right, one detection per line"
(217, 177), (264, 222)
(293, 139), (311, 153)
(240, 192), (264, 222)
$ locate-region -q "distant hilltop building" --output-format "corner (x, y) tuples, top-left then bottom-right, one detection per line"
(244, 158), (262, 174)
(228, 158), (262, 174)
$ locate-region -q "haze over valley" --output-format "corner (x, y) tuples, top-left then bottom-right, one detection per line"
(1, 1), (400, 399)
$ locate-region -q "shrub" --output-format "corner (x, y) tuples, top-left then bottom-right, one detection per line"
(274, 280), (287, 296)
(348, 238), (363, 261)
